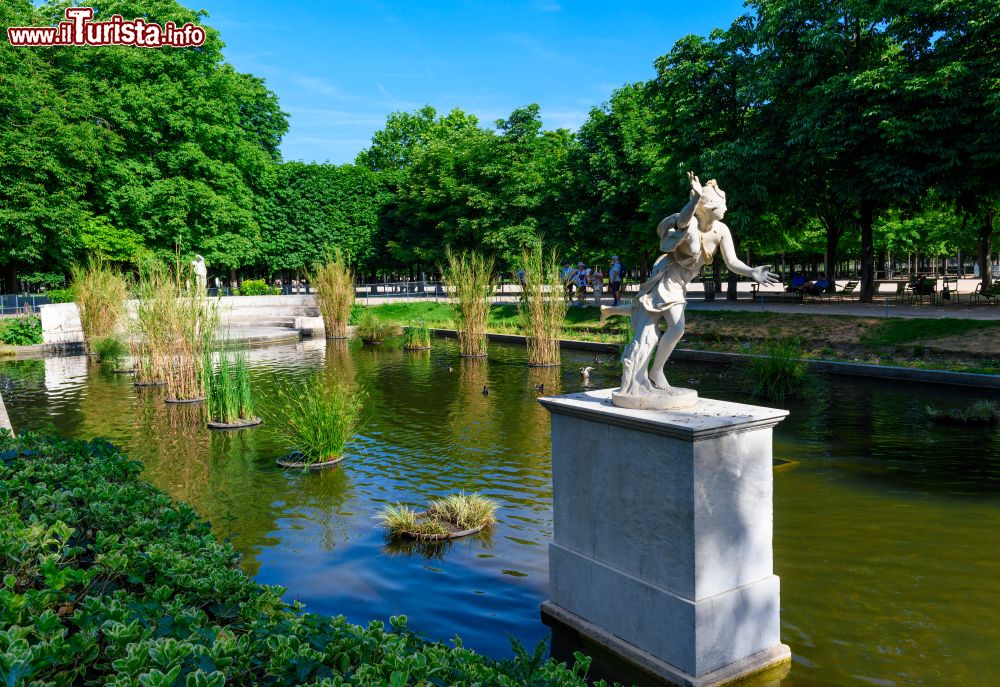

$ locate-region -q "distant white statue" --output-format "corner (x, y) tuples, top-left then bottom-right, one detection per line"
(191, 254), (207, 291)
(601, 172), (779, 409)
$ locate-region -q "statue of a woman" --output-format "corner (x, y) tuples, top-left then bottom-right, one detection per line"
(601, 172), (779, 409)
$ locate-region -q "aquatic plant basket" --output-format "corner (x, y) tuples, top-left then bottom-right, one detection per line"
(165, 397), (205, 404)
(403, 345), (432, 351)
(276, 451), (343, 470)
(134, 380), (166, 387)
(207, 417), (262, 430)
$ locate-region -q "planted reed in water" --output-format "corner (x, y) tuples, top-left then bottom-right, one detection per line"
(744, 338), (808, 400)
(263, 375), (365, 466)
(519, 245), (567, 366)
(207, 344), (256, 426)
(443, 248), (494, 357)
(402, 322), (432, 350)
(162, 276), (219, 402)
(312, 250), (355, 339)
(355, 310), (396, 344)
(71, 257), (128, 349)
(130, 259), (174, 386)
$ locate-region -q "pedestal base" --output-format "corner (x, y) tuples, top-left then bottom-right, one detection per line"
(612, 386), (698, 410)
(543, 601), (791, 687)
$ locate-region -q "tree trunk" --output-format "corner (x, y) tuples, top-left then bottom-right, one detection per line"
(4, 263), (16, 294)
(859, 204), (875, 303)
(979, 208), (994, 291)
(824, 224), (844, 293)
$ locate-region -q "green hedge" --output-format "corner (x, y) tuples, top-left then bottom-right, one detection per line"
(0, 433), (603, 687)
(235, 280), (281, 296)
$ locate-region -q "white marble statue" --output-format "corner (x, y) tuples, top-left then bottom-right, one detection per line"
(191, 254), (207, 291)
(601, 172), (779, 409)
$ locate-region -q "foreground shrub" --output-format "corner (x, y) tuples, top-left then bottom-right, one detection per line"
(744, 338), (808, 400)
(0, 314), (42, 346)
(312, 251), (355, 339)
(0, 433), (600, 686)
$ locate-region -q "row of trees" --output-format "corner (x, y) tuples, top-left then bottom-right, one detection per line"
(2, 0), (997, 301)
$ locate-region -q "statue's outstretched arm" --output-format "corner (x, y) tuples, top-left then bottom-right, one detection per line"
(718, 225), (780, 285)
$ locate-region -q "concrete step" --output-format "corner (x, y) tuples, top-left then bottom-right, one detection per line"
(222, 316), (298, 329)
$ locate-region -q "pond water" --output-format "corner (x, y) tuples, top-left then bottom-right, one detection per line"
(2, 339), (999, 686)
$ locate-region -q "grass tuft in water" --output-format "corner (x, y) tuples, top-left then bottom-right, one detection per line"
(926, 400), (1000, 426)
(355, 310), (396, 344)
(377, 492), (498, 539)
(402, 322), (432, 350)
(94, 336), (127, 366)
(745, 338), (808, 400)
(263, 375), (365, 465)
(207, 344), (255, 425)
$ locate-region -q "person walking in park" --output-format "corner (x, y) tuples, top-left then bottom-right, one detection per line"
(609, 255), (623, 305)
(575, 262), (590, 305)
(591, 265), (604, 307)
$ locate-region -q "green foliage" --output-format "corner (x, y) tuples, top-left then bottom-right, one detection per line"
(0, 314), (42, 346)
(207, 347), (254, 424)
(93, 336), (127, 365)
(312, 251), (355, 338)
(744, 338), (808, 401)
(236, 279), (280, 296)
(0, 433), (600, 686)
(263, 376), (365, 465)
(44, 287), (74, 304)
(426, 493), (499, 530)
(862, 319), (1000, 346)
(70, 257), (128, 347)
(926, 401), (1000, 426)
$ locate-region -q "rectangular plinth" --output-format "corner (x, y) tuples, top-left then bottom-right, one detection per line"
(550, 544), (781, 676)
(539, 389), (788, 681)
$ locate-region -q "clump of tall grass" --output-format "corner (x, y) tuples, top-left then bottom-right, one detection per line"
(207, 344), (256, 426)
(926, 400), (1000, 426)
(71, 257), (128, 349)
(519, 245), (567, 366)
(312, 250), (355, 339)
(129, 259), (175, 385)
(94, 336), (127, 366)
(376, 492), (498, 540)
(443, 248), (494, 357)
(355, 310), (396, 344)
(402, 322), (432, 350)
(744, 338), (808, 400)
(162, 274), (219, 402)
(264, 375), (365, 466)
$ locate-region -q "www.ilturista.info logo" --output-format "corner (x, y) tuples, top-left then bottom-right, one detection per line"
(7, 7), (205, 48)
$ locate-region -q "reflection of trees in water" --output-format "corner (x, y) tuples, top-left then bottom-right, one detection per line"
(447, 358), (493, 450)
(382, 527), (496, 561)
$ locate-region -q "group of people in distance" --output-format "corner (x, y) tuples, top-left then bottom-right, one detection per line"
(560, 256), (625, 307)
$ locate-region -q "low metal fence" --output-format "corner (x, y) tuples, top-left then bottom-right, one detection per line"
(0, 294), (52, 315)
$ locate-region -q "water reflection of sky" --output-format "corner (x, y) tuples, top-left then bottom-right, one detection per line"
(3, 340), (1000, 686)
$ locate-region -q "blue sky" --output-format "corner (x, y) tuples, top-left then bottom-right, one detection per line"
(186, 1), (750, 164)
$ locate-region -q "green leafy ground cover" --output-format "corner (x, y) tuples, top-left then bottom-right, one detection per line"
(363, 303), (1000, 375)
(0, 433), (600, 687)
(0, 316), (43, 346)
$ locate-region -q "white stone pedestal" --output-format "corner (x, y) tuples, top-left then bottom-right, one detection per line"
(538, 388), (790, 687)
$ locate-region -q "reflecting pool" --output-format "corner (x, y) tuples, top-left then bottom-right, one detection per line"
(2, 338), (998, 686)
